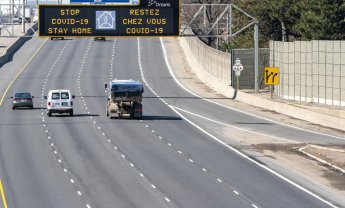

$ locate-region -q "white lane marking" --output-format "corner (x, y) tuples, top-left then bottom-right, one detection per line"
(113, 146), (118, 150)
(107, 139), (111, 143)
(188, 159), (194, 163)
(70, 179), (75, 184)
(164, 197), (170, 202)
(217, 178), (222, 183)
(151, 184), (156, 189)
(77, 191), (82, 196)
(299, 146), (345, 174)
(86, 204), (91, 208)
(139, 38), (340, 208)
(233, 190), (239, 195)
(167, 143), (172, 147)
(170, 105), (298, 144)
(160, 38), (345, 142)
(168, 105), (339, 208)
(140, 173), (144, 178)
(54, 151), (57, 154)
(130, 163), (134, 167)
(178, 151), (182, 154)
(121, 154), (125, 158)
(58, 159), (62, 163)
(63, 169), (67, 173)
(252, 204), (259, 208)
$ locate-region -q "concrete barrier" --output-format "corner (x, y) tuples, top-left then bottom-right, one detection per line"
(0, 23), (38, 67)
(178, 37), (345, 131)
(178, 37), (236, 98)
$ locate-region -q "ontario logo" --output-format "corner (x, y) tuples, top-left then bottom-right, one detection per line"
(148, 0), (171, 7)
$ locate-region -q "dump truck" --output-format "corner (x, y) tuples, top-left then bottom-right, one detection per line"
(105, 80), (143, 119)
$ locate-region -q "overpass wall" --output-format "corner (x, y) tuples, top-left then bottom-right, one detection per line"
(270, 40), (345, 106)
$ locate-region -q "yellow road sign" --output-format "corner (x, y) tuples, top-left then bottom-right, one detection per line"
(264, 67), (279, 85)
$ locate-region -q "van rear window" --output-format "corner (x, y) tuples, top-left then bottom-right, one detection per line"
(52, 93), (60, 100)
(61, 92), (69, 99)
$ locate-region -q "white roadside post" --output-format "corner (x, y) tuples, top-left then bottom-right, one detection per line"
(232, 58), (243, 90)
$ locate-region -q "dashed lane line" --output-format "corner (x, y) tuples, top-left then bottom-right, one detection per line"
(76, 38), (177, 207)
(139, 38), (340, 208)
(137, 38), (261, 208)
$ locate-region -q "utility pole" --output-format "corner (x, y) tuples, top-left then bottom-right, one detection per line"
(22, 0), (25, 33)
(254, 22), (259, 93)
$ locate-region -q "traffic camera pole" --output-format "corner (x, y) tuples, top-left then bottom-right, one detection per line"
(22, 0), (25, 33)
(254, 22), (259, 93)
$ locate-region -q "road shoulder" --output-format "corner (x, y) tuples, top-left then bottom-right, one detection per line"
(162, 37), (345, 205)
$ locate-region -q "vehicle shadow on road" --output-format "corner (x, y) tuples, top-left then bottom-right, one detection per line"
(52, 114), (99, 117)
(142, 115), (182, 121)
(12, 107), (45, 110)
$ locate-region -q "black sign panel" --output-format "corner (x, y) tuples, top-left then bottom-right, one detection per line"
(39, 0), (179, 37)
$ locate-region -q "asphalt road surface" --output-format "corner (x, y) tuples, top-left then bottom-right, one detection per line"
(0, 37), (344, 208)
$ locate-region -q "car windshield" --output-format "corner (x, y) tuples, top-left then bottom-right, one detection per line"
(15, 93), (31, 98)
(52, 93), (60, 100)
(61, 92), (69, 99)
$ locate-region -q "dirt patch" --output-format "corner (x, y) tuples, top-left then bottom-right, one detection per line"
(252, 143), (345, 192)
(252, 143), (304, 154)
(162, 37), (345, 200)
(303, 146), (345, 170)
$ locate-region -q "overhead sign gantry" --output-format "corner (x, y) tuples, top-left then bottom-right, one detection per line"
(38, 0), (179, 37)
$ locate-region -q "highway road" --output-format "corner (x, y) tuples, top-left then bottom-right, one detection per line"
(0, 37), (344, 208)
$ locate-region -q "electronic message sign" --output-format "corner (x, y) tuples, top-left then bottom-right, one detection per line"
(70, 0), (137, 4)
(38, 0), (179, 37)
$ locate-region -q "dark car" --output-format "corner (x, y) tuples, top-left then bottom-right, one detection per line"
(94, 37), (106, 41)
(11, 92), (34, 109)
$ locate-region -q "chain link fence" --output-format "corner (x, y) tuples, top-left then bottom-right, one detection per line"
(270, 40), (345, 106)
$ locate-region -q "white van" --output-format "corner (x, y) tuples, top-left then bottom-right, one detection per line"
(44, 89), (75, 117)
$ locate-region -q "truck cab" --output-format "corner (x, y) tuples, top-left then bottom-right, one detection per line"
(105, 80), (143, 119)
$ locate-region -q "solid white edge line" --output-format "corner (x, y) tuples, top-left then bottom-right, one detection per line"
(159, 37), (345, 141)
(299, 146), (345, 174)
(153, 38), (336, 208)
(168, 105), (338, 208)
(139, 38), (339, 208)
(170, 105), (299, 144)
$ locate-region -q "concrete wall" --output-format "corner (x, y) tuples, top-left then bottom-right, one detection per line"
(179, 36), (231, 84)
(178, 36), (236, 98)
(177, 37), (345, 130)
(270, 40), (345, 106)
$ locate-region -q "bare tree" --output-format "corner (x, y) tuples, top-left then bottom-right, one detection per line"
(181, 0), (232, 47)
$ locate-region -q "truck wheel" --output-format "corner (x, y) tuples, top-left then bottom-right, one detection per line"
(47, 111), (52, 117)
(69, 110), (73, 117)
